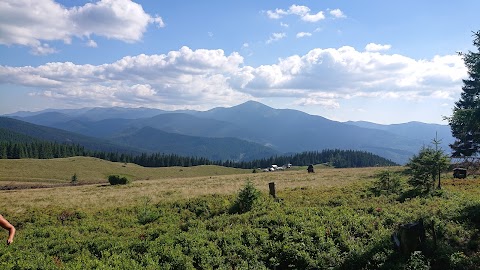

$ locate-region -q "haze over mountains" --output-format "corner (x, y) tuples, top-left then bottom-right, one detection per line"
(2, 101), (453, 164)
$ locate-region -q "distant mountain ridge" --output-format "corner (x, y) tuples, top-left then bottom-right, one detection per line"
(345, 121), (453, 152)
(113, 126), (279, 161)
(3, 101), (454, 164)
(0, 117), (140, 154)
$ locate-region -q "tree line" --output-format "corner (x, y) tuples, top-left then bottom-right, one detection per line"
(0, 141), (85, 159)
(0, 140), (396, 168)
(0, 141), (217, 167)
(231, 149), (397, 169)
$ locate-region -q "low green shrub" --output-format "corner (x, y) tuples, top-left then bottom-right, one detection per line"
(71, 173), (78, 185)
(108, 175), (130, 185)
(371, 170), (403, 196)
(137, 197), (160, 225)
(405, 251), (430, 270)
(230, 181), (260, 214)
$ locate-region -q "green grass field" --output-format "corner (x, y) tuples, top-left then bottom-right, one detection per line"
(0, 157), (479, 269)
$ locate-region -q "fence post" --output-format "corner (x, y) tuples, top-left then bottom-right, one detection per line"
(269, 182), (276, 198)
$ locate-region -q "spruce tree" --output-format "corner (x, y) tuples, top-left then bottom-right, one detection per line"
(449, 31), (480, 157)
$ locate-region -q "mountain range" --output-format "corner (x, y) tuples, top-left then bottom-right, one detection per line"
(2, 101), (454, 164)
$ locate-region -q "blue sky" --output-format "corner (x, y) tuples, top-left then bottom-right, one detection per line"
(0, 0), (478, 124)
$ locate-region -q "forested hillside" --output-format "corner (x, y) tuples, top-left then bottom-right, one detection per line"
(0, 134), (396, 168)
(235, 149), (397, 169)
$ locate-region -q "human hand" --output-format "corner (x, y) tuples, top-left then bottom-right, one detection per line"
(7, 238), (13, 245)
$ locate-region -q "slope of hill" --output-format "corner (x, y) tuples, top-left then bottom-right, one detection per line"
(111, 126), (279, 161)
(50, 118), (137, 138)
(345, 121), (453, 152)
(0, 156), (250, 186)
(0, 116), (281, 162)
(0, 128), (39, 143)
(10, 112), (74, 127)
(0, 117), (139, 154)
(17, 112), (250, 140)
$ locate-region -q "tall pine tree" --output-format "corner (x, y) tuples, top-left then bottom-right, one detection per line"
(449, 31), (480, 157)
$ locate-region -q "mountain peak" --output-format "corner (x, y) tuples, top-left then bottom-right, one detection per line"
(237, 100), (272, 109)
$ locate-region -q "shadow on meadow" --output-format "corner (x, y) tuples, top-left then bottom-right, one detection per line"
(337, 219), (479, 270)
(453, 203), (480, 268)
(459, 203), (480, 228)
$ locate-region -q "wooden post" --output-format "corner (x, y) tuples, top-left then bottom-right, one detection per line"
(269, 182), (276, 198)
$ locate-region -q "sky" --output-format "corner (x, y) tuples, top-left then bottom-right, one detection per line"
(0, 0), (478, 124)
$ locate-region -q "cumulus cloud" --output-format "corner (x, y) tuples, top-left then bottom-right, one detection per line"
(329, 9), (346, 18)
(266, 32), (287, 44)
(296, 32), (312, 38)
(0, 47), (253, 108)
(266, 4), (326, 22)
(0, 0), (164, 54)
(289, 5), (310, 16)
(30, 43), (58, 55)
(86, 39), (98, 48)
(365, 43), (392, 52)
(242, 46), (466, 107)
(0, 46), (467, 110)
(302, 11), (325, 22)
(150, 16), (165, 28)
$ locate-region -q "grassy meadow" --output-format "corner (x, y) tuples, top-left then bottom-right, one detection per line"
(0, 157), (250, 187)
(0, 157), (479, 269)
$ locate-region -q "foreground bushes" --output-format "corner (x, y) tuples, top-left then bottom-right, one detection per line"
(1, 178), (479, 269)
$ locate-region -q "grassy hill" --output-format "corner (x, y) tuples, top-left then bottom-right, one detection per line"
(0, 158), (478, 269)
(0, 156), (250, 188)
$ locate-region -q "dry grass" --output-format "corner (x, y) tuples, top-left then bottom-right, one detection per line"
(0, 156), (250, 187)
(0, 158), (400, 214)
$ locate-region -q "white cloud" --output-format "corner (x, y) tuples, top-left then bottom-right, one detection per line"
(237, 46), (466, 107)
(296, 32), (312, 38)
(0, 46), (252, 108)
(329, 9), (346, 18)
(301, 11), (325, 22)
(280, 22), (289, 28)
(30, 43), (58, 55)
(266, 32), (286, 44)
(86, 39), (98, 48)
(150, 16), (165, 28)
(266, 8), (288, 19)
(365, 43), (392, 52)
(0, 46), (468, 110)
(0, 0), (164, 54)
(289, 5), (310, 16)
(266, 4), (326, 23)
